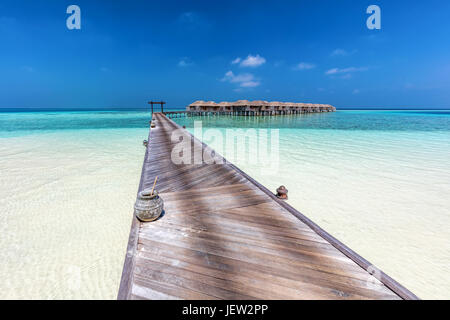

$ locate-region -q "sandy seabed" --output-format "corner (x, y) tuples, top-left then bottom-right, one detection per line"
(0, 128), (147, 299)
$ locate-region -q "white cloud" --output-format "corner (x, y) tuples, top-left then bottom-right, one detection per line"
(331, 49), (347, 56)
(231, 57), (241, 64)
(325, 67), (368, 75)
(240, 54), (266, 67)
(178, 58), (193, 67)
(240, 81), (260, 88)
(330, 49), (357, 57)
(294, 62), (316, 70)
(325, 68), (339, 75)
(221, 71), (261, 88)
(221, 71), (252, 83)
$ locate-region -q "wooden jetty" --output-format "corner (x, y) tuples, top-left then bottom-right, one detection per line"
(118, 112), (418, 300)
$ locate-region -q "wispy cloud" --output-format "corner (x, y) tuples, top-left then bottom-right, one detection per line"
(231, 57), (241, 65)
(239, 54), (266, 68)
(231, 54), (266, 68)
(240, 80), (260, 88)
(178, 57), (193, 67)
(293, 62), (316, 71)
(325, 67), (368, 75)
(330, 49), (357, 57)
(331, 49), (348, 56)
(221, 70), (260, 88)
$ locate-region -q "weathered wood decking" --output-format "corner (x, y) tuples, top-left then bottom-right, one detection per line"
(118, 113), (418, 300)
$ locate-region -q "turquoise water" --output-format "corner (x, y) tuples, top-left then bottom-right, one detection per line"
(0, 109), (449, 299)
(1, 109), (448, 135)
(174, 109), (450, 131)
(0, 110), (151, 137)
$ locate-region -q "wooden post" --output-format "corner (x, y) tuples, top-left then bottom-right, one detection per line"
(148, 101), (166, 114)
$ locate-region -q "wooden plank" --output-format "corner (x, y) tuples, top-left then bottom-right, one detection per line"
(117, 124), (153, 300)
(135, 242), (395, 298)
(136, 249), (398, 300)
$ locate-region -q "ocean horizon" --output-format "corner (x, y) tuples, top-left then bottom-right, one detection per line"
(1, 107), (450, 113)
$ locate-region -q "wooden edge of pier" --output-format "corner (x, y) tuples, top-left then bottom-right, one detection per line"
(118, 112), (419, 300)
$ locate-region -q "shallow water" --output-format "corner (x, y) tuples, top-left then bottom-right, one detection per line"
(0, 110), (449, 299)
(0, 111), (150, 299)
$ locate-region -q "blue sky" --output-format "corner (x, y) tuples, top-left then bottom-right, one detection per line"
(0, 0), (449, 109)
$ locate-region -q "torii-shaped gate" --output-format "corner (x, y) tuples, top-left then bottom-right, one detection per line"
(148, 101), (166, 114)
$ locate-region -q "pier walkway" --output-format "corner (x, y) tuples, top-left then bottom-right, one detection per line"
(118, 113), (418, 300)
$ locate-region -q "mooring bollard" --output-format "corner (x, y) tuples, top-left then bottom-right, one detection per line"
(276, 186), (288, 200)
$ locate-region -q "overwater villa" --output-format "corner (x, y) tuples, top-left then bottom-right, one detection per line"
(186, 100), (336, 116)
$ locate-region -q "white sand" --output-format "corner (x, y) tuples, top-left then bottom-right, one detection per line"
(0, 128), (147, 299)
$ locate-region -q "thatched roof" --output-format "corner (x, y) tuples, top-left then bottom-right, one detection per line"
(193, 101), (218, 108)
(189, 100), (206, 107)
(251, 100), (268, 106)
(234, 100), (250, 106)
